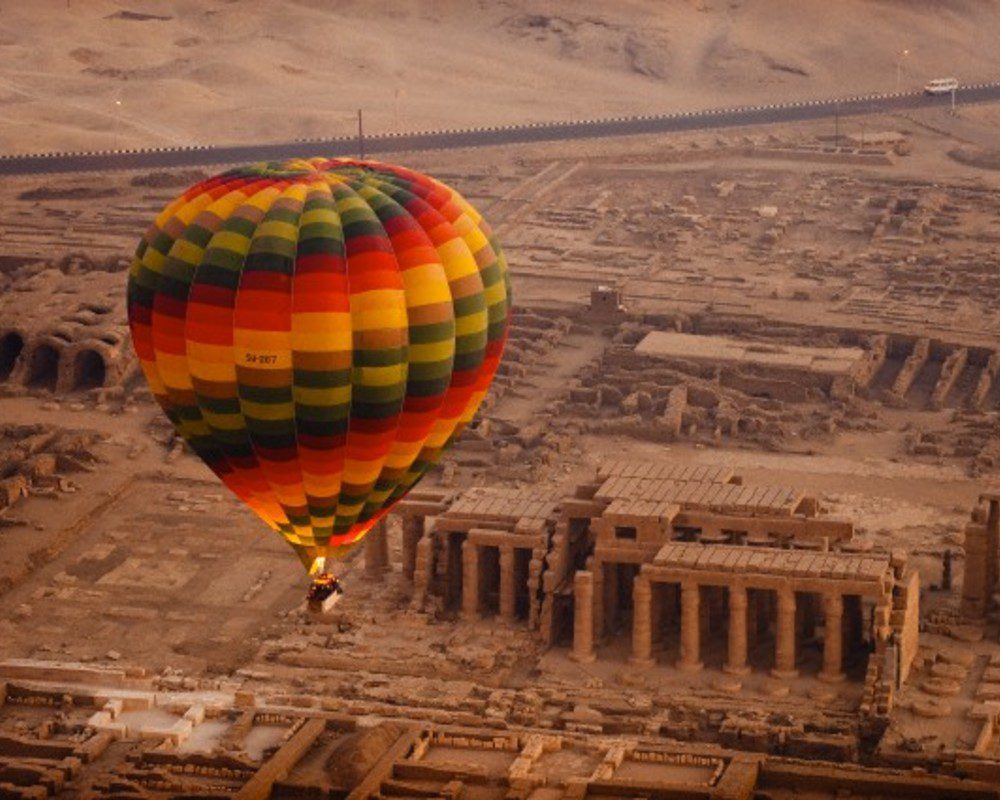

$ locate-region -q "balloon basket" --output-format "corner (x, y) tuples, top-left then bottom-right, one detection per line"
(307, 593), (342, 615)
(306, 575), (344, 615)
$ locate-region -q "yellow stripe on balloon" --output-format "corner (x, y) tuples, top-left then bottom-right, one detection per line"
(292, 385), (352, 406)
(435, 238), (480, 280)
(401, 263), (453, 306)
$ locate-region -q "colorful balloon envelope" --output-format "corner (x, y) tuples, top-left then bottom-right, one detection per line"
(127, 157), (511, 574)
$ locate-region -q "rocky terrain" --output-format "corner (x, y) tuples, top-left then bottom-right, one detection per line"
(0, 85), (999, 796)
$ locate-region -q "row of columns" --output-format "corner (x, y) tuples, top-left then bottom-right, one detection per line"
(364, 515), (428, 582)
(462, 541), (521, 622)
(573, 569), (848, 682)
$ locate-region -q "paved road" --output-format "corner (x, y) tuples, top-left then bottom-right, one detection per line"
(1, 83), (998, 176)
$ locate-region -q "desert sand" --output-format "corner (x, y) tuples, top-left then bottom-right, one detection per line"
(1, 3), (1000, 797)
(1, 0), (1000, 153)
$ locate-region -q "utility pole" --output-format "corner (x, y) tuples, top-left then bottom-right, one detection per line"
(895, 48), (909, 93)
(114, 98), (123, 150)
(357, 108), (364, 160)
(834, 101), (840, 147)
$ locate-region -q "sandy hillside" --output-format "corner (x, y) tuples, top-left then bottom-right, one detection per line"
(0, 0), (998, 153)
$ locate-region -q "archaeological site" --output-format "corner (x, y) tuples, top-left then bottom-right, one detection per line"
(2, 4), (1000, 798)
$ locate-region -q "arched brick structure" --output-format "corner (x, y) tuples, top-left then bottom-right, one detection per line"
(4, 332), (129, 395)
(70, 349), (107, 391)
(62, 339), (125, 393)
(1, 277), (134, 397)
(25, 342), (62, 391)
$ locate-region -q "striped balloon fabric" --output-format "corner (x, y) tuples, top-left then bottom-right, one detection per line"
(127, 157), (511, 573)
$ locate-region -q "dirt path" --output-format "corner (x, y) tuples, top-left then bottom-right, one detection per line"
(490, 332), (604, 426)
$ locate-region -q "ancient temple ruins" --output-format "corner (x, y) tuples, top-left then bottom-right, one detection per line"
(390, 459), (920, 728)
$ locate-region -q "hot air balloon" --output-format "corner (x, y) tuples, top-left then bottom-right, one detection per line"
(127, 157), (511, 583)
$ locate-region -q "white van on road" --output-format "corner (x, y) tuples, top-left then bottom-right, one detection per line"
(924, 78), (959, 95)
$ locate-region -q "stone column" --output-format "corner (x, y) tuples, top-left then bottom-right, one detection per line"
(820, 592), (846, 683)
(962, 517), (990, 617)
(400, 516), (423, 582)
(630, 573), (654, 668)
(527, 551), (543, 630)
(571, 570), (596, 663)
(678, 581), (703, 672)
(772, 586), (798, 678)
(411, 533), (434, 607)
(364, 518), (390, 579)
(724, 585), (750, 676)
(592, 561), (604, 641)
(499, 545), (516, 621)
(461, 540), (479, 619)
